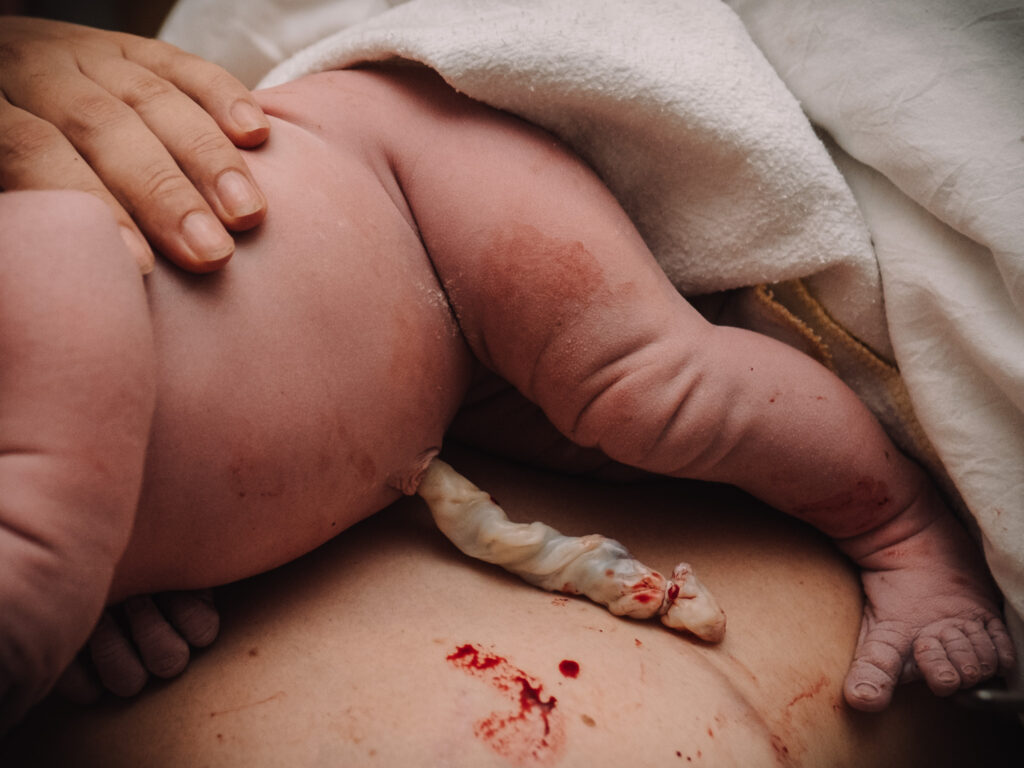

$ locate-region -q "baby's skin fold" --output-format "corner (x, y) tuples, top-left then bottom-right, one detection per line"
(0, 66), (1013, 727)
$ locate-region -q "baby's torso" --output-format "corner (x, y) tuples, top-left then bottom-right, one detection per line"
(113, 71), (474, 597)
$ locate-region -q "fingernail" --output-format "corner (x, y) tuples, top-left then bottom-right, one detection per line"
(231, 99), (269, 134)
(119, 226), (154, 274)
(216, 169), (263, 218)
(182, 211), (234, 261)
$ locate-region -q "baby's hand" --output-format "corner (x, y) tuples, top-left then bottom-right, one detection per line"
(0, 17), (268, 272)
(56, 591), (220, 703)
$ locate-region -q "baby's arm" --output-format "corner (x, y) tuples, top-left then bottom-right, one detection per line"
(0, 191), (156, 728)
(367, 67), (1014, 710)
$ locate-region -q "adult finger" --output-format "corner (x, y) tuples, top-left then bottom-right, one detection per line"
(80, 54), (267, 233)
(119, 34), (270, 149)
(0, 97), (155, 272)
(4, 72), (235, 272)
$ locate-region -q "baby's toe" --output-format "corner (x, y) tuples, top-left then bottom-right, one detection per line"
(845, 625), (907, 712)
(844, 658), (898, 712)
(89, 612), (148, 697)
(913, 628), (967, 696)
(988, 617), (1017, 674)
(962, 620), (998, 679)
(125, 597), (190, 679)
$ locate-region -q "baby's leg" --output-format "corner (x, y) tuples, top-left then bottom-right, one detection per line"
(385, 69), (1014, 711)
(0, 191), (156, 727)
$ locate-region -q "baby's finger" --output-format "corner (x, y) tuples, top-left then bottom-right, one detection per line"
(120, 35), (270, 148)
(4, 72), (233, 272)
(159, 589), (220, 648)
(123, 596), (191, 680)
(53, 657), (104, 705)
(0, 99), (155, 272)
(88, 611), (148, 698)
(81, 56), (267, 232)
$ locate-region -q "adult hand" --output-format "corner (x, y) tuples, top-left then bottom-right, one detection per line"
(0, 17), (270, 273)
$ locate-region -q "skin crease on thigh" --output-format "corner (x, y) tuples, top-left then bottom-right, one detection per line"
(3, 451), (1017, 767)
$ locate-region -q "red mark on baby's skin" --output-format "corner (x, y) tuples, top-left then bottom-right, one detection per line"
(667, 583), (680, 603)
(634, 638), (643, 647)
(792, 478), (892, 536)
(558, 660), (580, 678)
(634, 593), (654, 604)
(447, 644), (565, 766)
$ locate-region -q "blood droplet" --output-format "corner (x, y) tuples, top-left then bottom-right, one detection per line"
(558, 660), (580, 678)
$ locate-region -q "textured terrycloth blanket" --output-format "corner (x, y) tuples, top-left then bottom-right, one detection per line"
(161, 0), (1024, 684)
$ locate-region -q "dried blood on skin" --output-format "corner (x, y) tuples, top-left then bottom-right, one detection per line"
(447, 644), (566, 765)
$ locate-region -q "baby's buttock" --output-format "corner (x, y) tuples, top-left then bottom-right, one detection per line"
(112, 105), (473, 598)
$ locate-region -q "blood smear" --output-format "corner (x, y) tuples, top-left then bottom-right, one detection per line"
(447, 644), (566, 766)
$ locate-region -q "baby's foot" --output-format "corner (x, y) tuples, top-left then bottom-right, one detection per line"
(842, 507), (1016, 711)
(56, 590), (220, 702)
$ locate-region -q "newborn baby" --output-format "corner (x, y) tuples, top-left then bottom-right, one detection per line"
(0, 65), (1012, 726)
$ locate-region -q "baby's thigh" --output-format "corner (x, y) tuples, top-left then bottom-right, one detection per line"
(3, 450), (1014, 766)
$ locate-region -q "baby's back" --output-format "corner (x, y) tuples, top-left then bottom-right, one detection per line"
(112, 72), (474, 599)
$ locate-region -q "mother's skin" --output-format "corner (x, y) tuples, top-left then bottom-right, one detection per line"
(3, 450), (1020, 766)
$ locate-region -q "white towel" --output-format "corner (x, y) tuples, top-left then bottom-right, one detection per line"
(163, 0), (886, 349)
(728, 0), (1024, 692)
